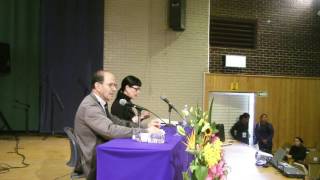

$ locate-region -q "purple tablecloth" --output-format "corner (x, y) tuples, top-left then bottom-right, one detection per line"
(96, 127), (190, 180)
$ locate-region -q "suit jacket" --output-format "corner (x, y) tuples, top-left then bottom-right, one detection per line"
(74, 93), (140, 180)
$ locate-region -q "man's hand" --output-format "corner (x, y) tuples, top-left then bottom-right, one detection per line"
(147, 126), (161, 134)
(131, 111), (151, 123)
(141, 111), (151, 120)
(148, 119), (161, 129)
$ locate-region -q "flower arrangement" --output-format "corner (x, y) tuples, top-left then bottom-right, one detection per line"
(177, 99), (228, 180)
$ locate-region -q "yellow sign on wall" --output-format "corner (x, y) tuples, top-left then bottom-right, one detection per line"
(230, 82), (239, 90)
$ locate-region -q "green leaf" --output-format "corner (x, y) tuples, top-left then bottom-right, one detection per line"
(190, 164), (197, 172)
(208, 97), (214, 125)
(182, 171), (191, 180)
(186, 149), (197, 155)
(212, 127), (219, 134)
(198, 118), (204, 126)
(194, 165), (208, 180)
(176, 125), (186, 136)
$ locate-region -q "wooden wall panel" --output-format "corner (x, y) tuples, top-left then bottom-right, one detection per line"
(204, 73), (320, 150)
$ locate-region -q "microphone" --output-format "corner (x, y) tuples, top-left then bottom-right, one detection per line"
(160, 96), (175, 109)
(119, 99), (168, 125)
(160, 96), (184, 119)
(119, 99), (146, 111)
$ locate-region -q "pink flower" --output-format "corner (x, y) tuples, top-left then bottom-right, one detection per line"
(211, 135), (219, 143)
(206, 170), (214, 180)
(206, 160), (226, 180)
(219, 175), (227, 180)
(216, 161), (225, 176)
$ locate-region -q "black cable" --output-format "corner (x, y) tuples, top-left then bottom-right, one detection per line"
(0, 135), (30, 174)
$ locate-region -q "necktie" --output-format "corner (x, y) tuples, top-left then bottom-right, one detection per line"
(104, 103), (112, 119)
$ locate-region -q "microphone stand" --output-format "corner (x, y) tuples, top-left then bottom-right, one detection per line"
(0, 110), (12, 131)
(14, 100), (30, 133)
(168, 104), (173, 126)
(50, 93), (55, 135)
(50, 90), (65, 135)
(166, 104), (182, 127)
(137, 108), (142, 133)
(132, 107), (143, 141)
(161, 97), (184, 125)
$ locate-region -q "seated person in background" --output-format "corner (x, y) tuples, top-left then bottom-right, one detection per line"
(111, 75), (150, 125)
(74, 70), (160, 180)
(286, 137), (307, 164)
(230, 113), (250, 144)
(254, 113), (274, 154)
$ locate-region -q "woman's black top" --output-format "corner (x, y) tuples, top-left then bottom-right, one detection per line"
(289, 145), (307, 161)
(111, 91), (135, 121)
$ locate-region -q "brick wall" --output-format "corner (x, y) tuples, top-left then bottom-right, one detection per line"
(210, 0), (320, 76)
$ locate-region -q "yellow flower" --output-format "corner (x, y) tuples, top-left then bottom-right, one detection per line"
(184, 130), (196, 152)
(203, 139), (223, 167)
(205, 128), (212, 136)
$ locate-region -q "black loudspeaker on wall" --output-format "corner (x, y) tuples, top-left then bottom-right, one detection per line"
(0, 43), (11, 74)
(169, 0), (186, 31)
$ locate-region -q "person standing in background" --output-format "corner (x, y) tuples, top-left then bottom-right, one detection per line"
(254, 113), (274, 153)
(230, 113), (250, 144)
(111, 75), (150, 125)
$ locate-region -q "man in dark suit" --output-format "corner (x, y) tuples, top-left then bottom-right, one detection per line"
(74, 70), (160, 180)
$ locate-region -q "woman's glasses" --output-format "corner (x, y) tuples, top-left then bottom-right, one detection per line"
(130, 86), (141, 91)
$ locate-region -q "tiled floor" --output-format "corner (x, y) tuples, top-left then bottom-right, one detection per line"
(0, 135), (77, 180)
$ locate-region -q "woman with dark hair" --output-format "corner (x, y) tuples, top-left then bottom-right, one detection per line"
(111, 75), (150, 125)
(230, 113), (250, 144)
(286, 137), (307, 164)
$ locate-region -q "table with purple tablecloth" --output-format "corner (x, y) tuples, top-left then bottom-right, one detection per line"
(96, 127), (191, 180)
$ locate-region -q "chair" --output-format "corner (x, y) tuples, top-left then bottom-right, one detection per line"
(306, 151), (320, 180)
(316, 143), (320, 151)
(64, 127), (86, 180)
(292, 162), (308, 175)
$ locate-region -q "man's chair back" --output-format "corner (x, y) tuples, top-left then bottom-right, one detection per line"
(64, 127), (85, 179)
